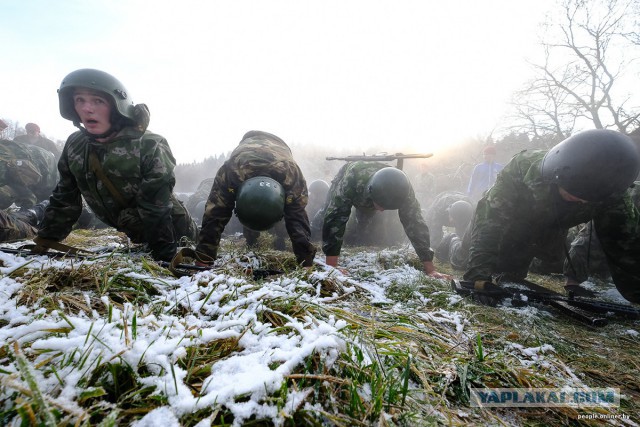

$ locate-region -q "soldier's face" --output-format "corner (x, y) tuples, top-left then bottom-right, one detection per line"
(73, 89), (112, 135)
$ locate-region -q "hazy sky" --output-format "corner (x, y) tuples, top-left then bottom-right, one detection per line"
(1, 0), (554, 164)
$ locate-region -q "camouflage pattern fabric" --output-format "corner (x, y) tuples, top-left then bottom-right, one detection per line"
(461, 150), (640, 303)
(37, 127), (198, 261)
(196, 131), (316, 266)
(564, 181), (640, 282)
(13, 134), (62, 160)
(0, 139), (58, 209)
(0, 210), (37, 242)
(424, 190), (472, 248)
(322, 161), (433, 261)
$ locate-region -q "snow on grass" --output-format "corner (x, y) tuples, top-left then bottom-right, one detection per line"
(1, 238), (638, 425)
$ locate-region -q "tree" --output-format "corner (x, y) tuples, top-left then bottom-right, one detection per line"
(509, 0), (640, 139)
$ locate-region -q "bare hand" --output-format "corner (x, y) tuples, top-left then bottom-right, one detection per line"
(428, 271), (452, 280)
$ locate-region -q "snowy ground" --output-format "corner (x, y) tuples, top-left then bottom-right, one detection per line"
(0, 235), (638, 426)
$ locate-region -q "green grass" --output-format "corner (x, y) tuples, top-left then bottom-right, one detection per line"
(0, 230), (638, 426)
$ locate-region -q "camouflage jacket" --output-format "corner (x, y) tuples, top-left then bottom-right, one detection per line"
(464, 150), (640, 298)
(322, 161), (433, 261)
(0, 139), (58, 209)
(37, 127), (197, 261)
(196, 131), (316, 266)
(565, 181), (640, 282)
(13, 134), (62, 160)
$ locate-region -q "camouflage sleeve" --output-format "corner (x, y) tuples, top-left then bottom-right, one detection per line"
(322, 165), (355, 256)
(196, 165), (235, 260)
(462, 159), (524, 282)
(0, 185), (32, 209)
(136, 137), (180, 261)
(37, 142), (83, 241)
(593, 194), (640, 303)
(282, 165), (316, 266)
(24, 145), (58, 202)
(398, 189), (434, 262)
(563, 223), (595, 283)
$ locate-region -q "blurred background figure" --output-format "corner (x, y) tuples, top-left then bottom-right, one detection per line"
(14, 122), (62, 161)
(467, 145), (504, 203)
(0, 119), (8, 139)
(424, 191), (473, 249)
(307, 179), (330, 241)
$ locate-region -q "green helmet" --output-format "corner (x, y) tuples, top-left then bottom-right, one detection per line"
(235, 176), (285, 231)
(58, 68), (135, 124)
(367, 167), (411, 210)
(541, 129), (640, 201)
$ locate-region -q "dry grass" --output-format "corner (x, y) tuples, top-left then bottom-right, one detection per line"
(0, 232), (638, 426)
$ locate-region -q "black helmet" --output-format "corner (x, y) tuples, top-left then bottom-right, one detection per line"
(308, 179), (329, 199)
(447, 200), (473, 232)
(58, 69), (135, 124)
(235, 176), (285, 231)
(541, 129), (640, 201)
(367, 167), (411, 210)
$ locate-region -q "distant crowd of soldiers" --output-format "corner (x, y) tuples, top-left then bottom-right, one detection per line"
(3, 68), (640, 305)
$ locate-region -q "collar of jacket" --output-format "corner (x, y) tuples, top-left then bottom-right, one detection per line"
(240, 130), (290, 151)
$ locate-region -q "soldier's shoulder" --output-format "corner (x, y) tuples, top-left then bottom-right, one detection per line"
(12, 134), (28, 143)
(137, 130), (174, 154)
(23, 143), (55, 161)
(503, 149), (545, 171)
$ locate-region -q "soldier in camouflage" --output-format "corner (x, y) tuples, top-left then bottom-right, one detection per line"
(36, 69), (198, 261)
(185, 177), (215, 222)
(14, 123), (62, 161)
(458, 130), (640, 303)
(0, 137), (58, 242)
(424, 191), (473, 249)
(196, 130), (316, 267)
(322, 161), (448, 278)
(564, 181), (640, 286)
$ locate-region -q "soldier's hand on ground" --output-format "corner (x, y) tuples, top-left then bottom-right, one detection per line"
(423, 260), (452, 280)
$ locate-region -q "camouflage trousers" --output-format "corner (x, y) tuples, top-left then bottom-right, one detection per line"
(0, 210), (37, 242)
